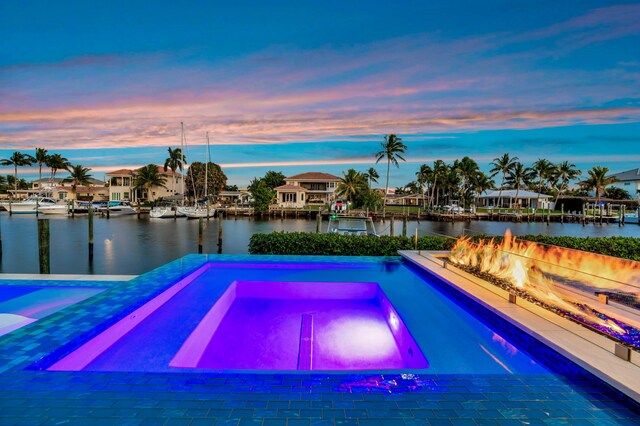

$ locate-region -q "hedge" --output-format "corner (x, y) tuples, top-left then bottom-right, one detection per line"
(248, 232), (640, 261)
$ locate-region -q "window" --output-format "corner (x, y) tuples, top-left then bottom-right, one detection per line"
(124, 192), (129, 200)
(113, 192), (121, 201)
(283, 193), (297, 203)
(58, 193), (66, 200)
(111, 177), (119, 186)
(123, 177), (131, 186)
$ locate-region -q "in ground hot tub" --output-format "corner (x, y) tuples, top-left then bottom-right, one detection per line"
(170, 280), (428, 370)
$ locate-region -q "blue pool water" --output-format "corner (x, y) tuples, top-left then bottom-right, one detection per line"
(2, 255), (638, 424)
(49, 258), (549, 375)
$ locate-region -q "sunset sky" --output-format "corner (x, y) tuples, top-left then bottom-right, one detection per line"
(1, 1), (639, 186)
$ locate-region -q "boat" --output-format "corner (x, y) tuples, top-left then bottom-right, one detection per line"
(101, 201), (137, 216)
(326, 214), (378, 236)
(623, 212), (639, 224)
(39, 201), (92, 215)
(179, 204), (215, 218)
(4, 196), (61, 214)
(150, 203), (185, 218)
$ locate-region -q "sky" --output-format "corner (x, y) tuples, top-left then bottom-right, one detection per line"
(0, 0), (639, 187)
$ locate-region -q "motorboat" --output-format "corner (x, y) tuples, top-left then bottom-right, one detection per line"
(4, 196), (60, 214)
(326, 214), (378, 236)
(623, 212), (639, 224)
(39, 201), (92, 215)
(101, 201), (137, 216)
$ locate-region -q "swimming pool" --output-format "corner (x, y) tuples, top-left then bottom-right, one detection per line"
(0, 284), (105, 337)
(49, 258), (547, 374)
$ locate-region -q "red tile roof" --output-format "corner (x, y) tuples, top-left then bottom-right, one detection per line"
(286, 172), (341, 181)
(274, 184), (307, 191)
(106, 166), (183, 177)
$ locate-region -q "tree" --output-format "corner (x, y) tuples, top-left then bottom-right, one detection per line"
(472, 172), (494, 208)
(35, 148), (48, 182)
(580, 166), (617, 206)
(531, 158), (555, 214)
(363, 167), (379, 187)
(430, 160), (447, 209)
(554, 161), (581, 203)
(46, 154), (70, 181)
(336, 169), (367, 204)
(455, 156), (479, 209)
(360, 189), (383, 211)
(506, 162), (534, 209)
(133, 164), (167, 201)
(489, 153), (518, 208)
(606, 187), (631, 200)
(163, 147), (185, 196)
(186, 162), (227, 200)
(248, 178), (274, 213)
(224, 184), (238, 191)
(66, 164), (92, 200)
(375, 134), (407, 217)
(262, 171), (286, 190)
(1, 151), (35, 191)
(416, 164), (433, 208)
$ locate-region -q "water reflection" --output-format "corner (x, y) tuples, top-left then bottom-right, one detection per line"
(0, 214), (638, 275)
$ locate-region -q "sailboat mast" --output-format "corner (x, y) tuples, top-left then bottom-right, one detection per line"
(205, 132), (209, 201)
(180, 122), (185, 206)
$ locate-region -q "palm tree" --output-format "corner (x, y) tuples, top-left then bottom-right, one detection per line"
(336, 169), (367, 204)
(375, 134), (407, 217)
(133, 164), (167, 201)
(489, 153), (518, 208)
(45, 154), (70, 181)
(66, 164), (92, 200)
(455, 156), (479, 210)
(505, 162), (534, 210)
(554, 161), (581, 203)
(0, 151), (35, 191)
(415, 164), (433, 208)
(531, 158), (555, 214)
(472, 171), (495, 208)
(34, 148), (49, 182)
(581, 166), (617, 206)
(430, 160), (447, 209)
(163, 147), (185, 196)
(365, 167), (379, 187)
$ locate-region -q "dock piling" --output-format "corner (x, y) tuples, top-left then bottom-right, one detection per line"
(38, 219), (50, 274)
(390, 216), (395, 236)
(0, 214), (3, 261)
(217, 218), (223, 254)
(316, 212), (321, 233)
(402, 216), (407, 237)
(198, 218), (204, 254)
(88, 207), (94, 262)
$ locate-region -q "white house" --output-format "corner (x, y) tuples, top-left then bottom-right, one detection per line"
(608, 168), (640, 199)
(477, 189), (552, 209)
(274, 172), (341, 208)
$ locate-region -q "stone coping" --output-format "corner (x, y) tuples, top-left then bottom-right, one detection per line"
(0, 273), (136, 281)
(399, 250), (640, 404)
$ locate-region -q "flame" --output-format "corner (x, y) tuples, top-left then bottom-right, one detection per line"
(449, 230), (640, 334)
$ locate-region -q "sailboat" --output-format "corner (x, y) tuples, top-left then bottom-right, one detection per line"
(179, 131), (215, 218)
(150, 123), (187, 218)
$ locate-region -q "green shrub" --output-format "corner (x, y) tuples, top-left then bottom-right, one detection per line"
(249, 232), (454, 256)
(248, 231), (640, 261)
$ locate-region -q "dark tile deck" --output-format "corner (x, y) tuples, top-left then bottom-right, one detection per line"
(1, 255), (639, 425)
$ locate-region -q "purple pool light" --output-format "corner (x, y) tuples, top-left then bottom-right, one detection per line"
(170, 280), (428, 371)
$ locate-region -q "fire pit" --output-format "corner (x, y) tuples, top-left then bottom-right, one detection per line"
(447, 231), (640, 351)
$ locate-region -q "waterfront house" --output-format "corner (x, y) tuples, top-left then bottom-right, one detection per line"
(217, 188), (252, 206)
(477, 189), (552, 209)
(274, 172), (341, 208)
(608, 168), (640, 199)
(106, 166), (183, 203)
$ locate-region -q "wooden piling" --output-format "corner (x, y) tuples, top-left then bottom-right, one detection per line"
(217, 218), (223, 254)
(414, 228), (418, 250)
(402, 216), (407, 237)
(8, 200), (12, 216)
(198, 218), (204, 254)
(316, 212), (321, 233)
(0, 214), (3, 261)
(88, 207), (94, 262)
(390, 217), (395, 236)
(561, 205), (564, 224)
(38, 219), (50, 274)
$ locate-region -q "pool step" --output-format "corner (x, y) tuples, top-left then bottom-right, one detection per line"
(297, 314), (314, 370)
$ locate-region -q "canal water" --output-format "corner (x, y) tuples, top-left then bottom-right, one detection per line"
(1, 214), (639, 275)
